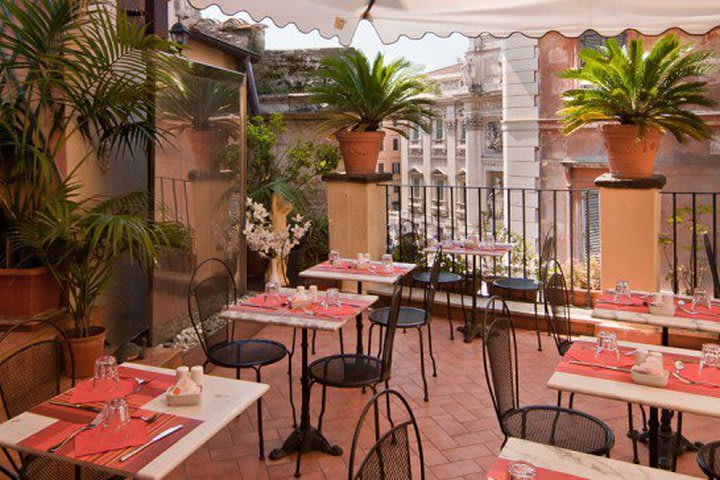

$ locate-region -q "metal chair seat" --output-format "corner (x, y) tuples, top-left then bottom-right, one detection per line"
(502, 405), (614, 456)
(412, 270), (463, 284)
(208, 339), (287, 369)
(369, 306), (427, 328)
(697, 440), (720, 479)
(309, 354), (383, 388)
(493, 277), (540, 291)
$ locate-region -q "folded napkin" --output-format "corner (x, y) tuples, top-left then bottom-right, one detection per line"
(243, 295), (287, 308)
(69, 378), (135, 404)
(566, 344), (634, 369)
(312, 304), (357, 317)
(75, 419), (149, 456)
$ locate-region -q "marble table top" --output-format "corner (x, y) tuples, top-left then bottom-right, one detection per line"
(547, 337), (720, 418)
(0, 363), (268, 480)
(219, 289), (378, 332)
(299, 259), (415, 285)
(494, 438), (697, 479)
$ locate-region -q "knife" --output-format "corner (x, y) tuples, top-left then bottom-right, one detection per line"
(119, 425), (184, 462)
(568, 361), (632, 373)
(49, 400), (101, 413)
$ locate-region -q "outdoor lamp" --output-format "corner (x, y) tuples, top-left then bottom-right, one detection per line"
(170, 18), (190, 45)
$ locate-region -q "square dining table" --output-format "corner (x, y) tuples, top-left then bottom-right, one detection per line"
(487, 438), (697, 479)
(547, 336), (720, 470)
(298, 259), (415, 354)
(218, 288), (378, 477)
(423, 242), (512, 342)
(0, 362), (268, 479)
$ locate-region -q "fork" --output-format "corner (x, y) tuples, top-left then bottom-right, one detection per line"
(48, 412), (104, 453)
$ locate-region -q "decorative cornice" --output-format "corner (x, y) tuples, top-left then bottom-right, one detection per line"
(594, 173), (666, 190)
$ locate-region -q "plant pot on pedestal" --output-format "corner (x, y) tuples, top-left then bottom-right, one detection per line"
(601, 124), (663, 179)
(335, 131), (385, 175)
(0, 266), (61, 318)
(63, 326), (107, 378)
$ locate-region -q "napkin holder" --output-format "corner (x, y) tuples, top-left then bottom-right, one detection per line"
(631, 368), (669, 388)
(165, 386), (203, 406)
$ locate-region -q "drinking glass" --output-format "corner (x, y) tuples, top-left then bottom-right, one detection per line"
(507, 462), (537, 480)
(691, 288), (712, 312)
(328, 250), (340, 266)
(93, 355), (119, 388)
(594, 331), (620, 360)
(613, 280), (632, 305)
(326, 288), (341, 308)
(382, 254), (394, 273)
(264, 281), (282, 306)
(100, 397), (131, 443)
(700, 343), (720, 375)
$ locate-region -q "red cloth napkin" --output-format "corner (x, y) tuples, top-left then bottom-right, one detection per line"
(564, 343), (635, 369)
(75, 419), (149, 457)
(311, 304), (358, 317)
(243, 295), (287, 308)
(70, 379), (136, 404)
(679, 362), (720, 384)
(486, 458), (586, 479)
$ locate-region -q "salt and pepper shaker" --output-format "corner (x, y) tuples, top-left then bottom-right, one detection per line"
(309, 285), (318, 303)
(176, 366), (190, 383)
(190, 365), (204, 388)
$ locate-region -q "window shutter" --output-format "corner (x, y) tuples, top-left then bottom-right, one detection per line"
(581, 190), (601, 258)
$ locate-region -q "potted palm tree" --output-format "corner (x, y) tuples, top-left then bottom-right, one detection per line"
(310, 51), (436, 175)
(0, 0), (179, 318)
(559, 35), (715, 179)
(16, 189), (190, 377)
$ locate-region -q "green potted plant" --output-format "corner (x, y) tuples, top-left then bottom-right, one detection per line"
(310, 51), (436, 175)
(16, 189), (190, 377)
(0, 0), (178, 318)
(559, 35), (715, 179)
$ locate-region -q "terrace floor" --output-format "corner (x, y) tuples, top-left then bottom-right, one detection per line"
(157, 316), (717, 480)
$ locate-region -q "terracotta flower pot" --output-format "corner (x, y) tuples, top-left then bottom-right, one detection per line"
(63, 326), (107, 378)
(0, 266), (61, 318)
(601, 124), (663, 179)
(335, 131), (385, 175)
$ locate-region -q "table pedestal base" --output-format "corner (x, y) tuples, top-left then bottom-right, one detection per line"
(457, 323), (483, 342)
(269, 426), (343, 461)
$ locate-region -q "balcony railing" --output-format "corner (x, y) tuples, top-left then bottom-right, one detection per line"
(382, 183), (600, 306)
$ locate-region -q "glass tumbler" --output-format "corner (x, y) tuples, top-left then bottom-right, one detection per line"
(328, 250), (340, 266)
(326, 288), (341, 308)
(700, 343), (720, 375)
(507, 462), (537, 480)
(93, 355), (119, 389)
(264, 281), (281, 306)
(692, 288), (712, 312)
(613, 280), (632, 304)
(594, 331), (620, 360)
(382, 254), (394, 273)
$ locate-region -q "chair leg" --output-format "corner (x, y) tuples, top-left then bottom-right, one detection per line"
(628, 403), (640, 464)
(367, 323), (375, 356)
(338, 328), (344, 355)
(407, 282), (414, 305)
(311, 329), (317, 355)
(426, 321), (437, 377)
(370, 385), (380, 442)
(556, 391), (563, 407)
(318, 384), (328, 433)
(534, 299), (542, 352)
(377, 325), (384, 357)
(255, 369), (265, 460)
(446, 290), (454, 340)
(287, 354), (297, 428)
(673, 412), (683, 472)
(568, 392), (575, 409)
(418, 327), (429, 402)
(384, 380), (394, 429)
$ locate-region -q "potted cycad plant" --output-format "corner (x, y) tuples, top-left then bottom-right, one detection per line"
(310, 51), (435, 174)
(0, 0), (178, 318)
(16, 189), (190, 377)
(559, 35), (715, 179)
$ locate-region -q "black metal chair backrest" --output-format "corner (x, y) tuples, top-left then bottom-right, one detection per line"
(188, 258), (237, 357)
(348, 389), (425, 480)
(422, 245), (444, 313)
(0, 320), (73, 421)
(705, 233), (720, 298)
(543, 260), (573, 355)
(379, 285), (404, 383)
(481, 302), (520, 426)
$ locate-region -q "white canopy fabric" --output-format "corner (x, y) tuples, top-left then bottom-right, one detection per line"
(188, 0), (720, 45)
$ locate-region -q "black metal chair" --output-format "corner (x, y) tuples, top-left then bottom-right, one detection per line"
(188, 258), (293, 460)
(309, 284), (403, 435)
(705, 233), (720, 299)
(481, 298), (614, 456)
(491, 232), (555, 352)
(347, 389), (425, 480)
(698, 441), (720, 479)
(367, 247), (443, 401)
(0, 319), (119, 480)
(407, 255), (466, 341)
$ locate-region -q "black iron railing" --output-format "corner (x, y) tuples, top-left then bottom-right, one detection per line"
(156, 176), (191, 227)
(382, 184), (600, 307)
(660, 191), (719, 296)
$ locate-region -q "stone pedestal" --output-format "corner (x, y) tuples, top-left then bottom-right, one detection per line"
(323, 172), (391, 281)
(595, 174), (666, 292)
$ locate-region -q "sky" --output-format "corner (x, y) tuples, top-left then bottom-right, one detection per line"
(202, 6), (469, 73)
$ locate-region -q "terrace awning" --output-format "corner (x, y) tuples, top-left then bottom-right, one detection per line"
(188, 0), (720, 45)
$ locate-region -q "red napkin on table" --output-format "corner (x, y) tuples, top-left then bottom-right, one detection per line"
(243, 295), (287, 308)
(74, 419), (149, 456)
(679, 362), (720, 384)
(564, 343), (635, 369)
(312, 304), (357, 317)
(69, 378), (136, 404)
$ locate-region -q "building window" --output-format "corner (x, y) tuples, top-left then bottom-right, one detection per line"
(391, 162), (400, 174)
(459, 122), (467, 144)
(378, 163), (385, 173)
(380, 141), (384, 151)
(433, 118), (444, 142)
(410, 128), (420, 142)
(392, 138), (399, 151)
(434, 178), (446, 202)
(581, 190), (601, 257)
(411, 176), (421, 198)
